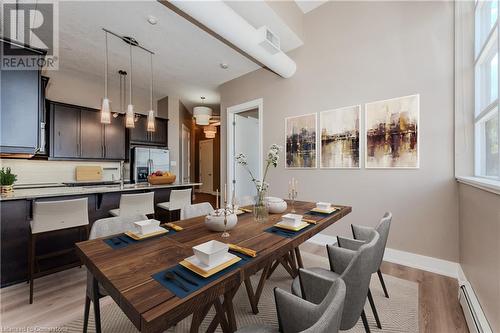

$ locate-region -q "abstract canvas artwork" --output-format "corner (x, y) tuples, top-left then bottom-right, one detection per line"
(320, 105), (360, 168)
(285, 113), (317, 168)
(365, 94), (419, 168)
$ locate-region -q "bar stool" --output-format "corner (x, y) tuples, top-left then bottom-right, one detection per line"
(157, 188), (192, 221)
(182, 202), (214, 219)
(84, 214), (148, 333)
(109, 192), (155, 217)
(29, 198), (89, 304)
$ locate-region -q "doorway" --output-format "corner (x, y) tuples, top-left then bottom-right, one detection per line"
(181, 124), (191, 183)
(199, 139), (214, 193)
(227, 98), (263, 201)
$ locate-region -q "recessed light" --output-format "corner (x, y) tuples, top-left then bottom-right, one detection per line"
(220, 63), (229, 69)
(147, 15), (158, 25)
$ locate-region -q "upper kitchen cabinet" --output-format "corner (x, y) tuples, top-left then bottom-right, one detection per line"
(0, 39), (46, 156)
(50, 103), (81, 159)
(129, 115), (168, 147)
(103, 115), (126, 160)
(49, 101), (126, 160)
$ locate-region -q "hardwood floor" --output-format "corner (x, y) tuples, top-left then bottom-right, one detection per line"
(0, 239), (468, 332)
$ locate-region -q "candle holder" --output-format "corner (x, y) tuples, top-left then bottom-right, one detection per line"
(288, 188), (298, 213)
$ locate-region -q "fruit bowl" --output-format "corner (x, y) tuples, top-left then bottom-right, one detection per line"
(147, 172), (176, 185)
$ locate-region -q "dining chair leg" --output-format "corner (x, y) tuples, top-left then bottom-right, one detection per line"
(360, 310), (371, 333)
(367, 288), (382, 329)
(29, 233), (35, 304)
(83, 296), (91, 333)
(377, 269), (389, 298)
(92, 278), (102, 333)
(294, 247), (304, 268)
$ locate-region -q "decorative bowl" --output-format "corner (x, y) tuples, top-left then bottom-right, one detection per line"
(192, 240), (229, 266)
(204, 211), (238, 232)
(147, 174), (176, 185)
(281, 213), (303, 227)
(316, 202), (332, 210)
(265, 197), (287, 214)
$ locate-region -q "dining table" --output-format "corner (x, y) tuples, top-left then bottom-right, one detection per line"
(76, 200), (352, 333)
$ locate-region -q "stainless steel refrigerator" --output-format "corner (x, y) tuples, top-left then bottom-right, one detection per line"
(132, 147), (170, 183)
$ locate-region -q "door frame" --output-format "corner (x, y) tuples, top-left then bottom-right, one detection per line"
(199, 139), (214, 194)
(181, 124), (190, 183)
(226, 98), (263, 197)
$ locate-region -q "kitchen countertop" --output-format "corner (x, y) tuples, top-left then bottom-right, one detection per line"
(0, 182), (202, 201)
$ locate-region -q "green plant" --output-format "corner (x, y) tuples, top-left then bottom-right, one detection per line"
(0, 167), (17, 186)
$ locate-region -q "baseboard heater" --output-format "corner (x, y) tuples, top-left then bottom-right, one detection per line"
(459, 281), (492, 333)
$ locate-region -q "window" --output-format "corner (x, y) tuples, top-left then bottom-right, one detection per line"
(475, 0), (499, 179)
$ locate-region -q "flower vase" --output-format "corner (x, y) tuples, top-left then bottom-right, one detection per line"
(253, 190), (269, 223)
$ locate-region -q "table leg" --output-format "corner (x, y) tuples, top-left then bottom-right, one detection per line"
(244, 278), (259, 314)
(223, 287), (238, 331)
(294, 247), (304, 269)
(266, 260), (280, 279)
(214, 299), (230, 333)
(243, 262), (272, 315)
(190, 303), (212, 333)
(278, 256), (296, 278)
(92, 277), (102, 333)
(288, 251), (298, 273)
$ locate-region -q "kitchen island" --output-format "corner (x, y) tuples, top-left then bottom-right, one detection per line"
(0, 182), (201, 287)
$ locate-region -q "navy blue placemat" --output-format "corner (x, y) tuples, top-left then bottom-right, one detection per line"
(264, 223), (315, 238)
(305, 209), (339, 217)
(104, 228), (177, 249)
(152, 251), (253, 298)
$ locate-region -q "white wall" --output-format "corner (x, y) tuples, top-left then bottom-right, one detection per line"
(45, 68), (155, 114)
(168, 96), (181, 177)
(220, 1), (458, 261)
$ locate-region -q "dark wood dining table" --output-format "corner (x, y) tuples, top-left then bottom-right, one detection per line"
(76, 200), (351, 333)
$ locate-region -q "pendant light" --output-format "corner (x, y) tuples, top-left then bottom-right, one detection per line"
(204, 125), (217, 138)
(125, 44), (135, 128)
(193, 96), (212, 125)
(147, 53), (155, 132)
(100, 31), (111, 124)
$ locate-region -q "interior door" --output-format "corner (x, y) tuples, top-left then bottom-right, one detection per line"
(199, 140), (213, 193)
(234, 114), (259, 199)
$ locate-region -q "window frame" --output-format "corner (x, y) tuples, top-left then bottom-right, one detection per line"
(474, 0), (499, 180)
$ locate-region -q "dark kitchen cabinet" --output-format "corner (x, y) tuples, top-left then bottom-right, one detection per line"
(50, 103), (80, 158)
(104, 115), (126, 160)
(49, 101), (125, 160)
(0, 40), (45, 155)
(80, 108), (103, 159)
(129, 115), (168, 147)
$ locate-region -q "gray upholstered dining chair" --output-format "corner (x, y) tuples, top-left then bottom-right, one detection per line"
(291, 230), (380, 333)
(83, 214), (148, 333)
(352, 212), (392, 298)
(236, 272), (346, 333)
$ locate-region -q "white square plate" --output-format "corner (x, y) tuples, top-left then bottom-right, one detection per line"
(184, 252), (238, 272)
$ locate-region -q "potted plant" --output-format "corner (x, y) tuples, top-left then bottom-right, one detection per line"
(236, 144), (281, 222)
(0, 167), (17, 193)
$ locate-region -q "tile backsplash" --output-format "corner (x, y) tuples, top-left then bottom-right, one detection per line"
(0, 159), (123, 185)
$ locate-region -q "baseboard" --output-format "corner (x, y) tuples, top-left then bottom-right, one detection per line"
(306, 233), (460, 278)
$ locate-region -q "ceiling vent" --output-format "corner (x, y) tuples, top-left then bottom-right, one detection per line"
(257, 26), (280, 55)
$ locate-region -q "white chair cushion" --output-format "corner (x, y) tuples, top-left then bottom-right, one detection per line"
(157, 202), (170, 210)
(109, 208), (120, 217)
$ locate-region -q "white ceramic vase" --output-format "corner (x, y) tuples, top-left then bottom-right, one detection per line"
(265, 197), (287, 214)
(205, 211), (238, 232)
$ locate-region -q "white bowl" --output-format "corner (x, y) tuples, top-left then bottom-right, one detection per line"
(281, 213), (303, 227)
(133, 219), (160, 235)
(193, 240), (229, 266)
(265, 197), (287, 214)
(316, 202), (332, 210)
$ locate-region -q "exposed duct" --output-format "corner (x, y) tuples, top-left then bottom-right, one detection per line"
(167, 0), (297, 78)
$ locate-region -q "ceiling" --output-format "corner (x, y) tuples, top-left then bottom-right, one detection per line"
(55, 1), (260, 109)
(294, 0), (328, 14)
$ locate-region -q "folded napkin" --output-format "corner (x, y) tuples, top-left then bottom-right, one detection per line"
(302, 218), (319, 224)
(162, 223), (183, 231)
(228, 244), (257, 257)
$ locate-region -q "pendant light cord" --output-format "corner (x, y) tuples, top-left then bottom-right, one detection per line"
(129, 44), (133, 104)
(104, 31), (108, 97)
(150, 53), (153, 112)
